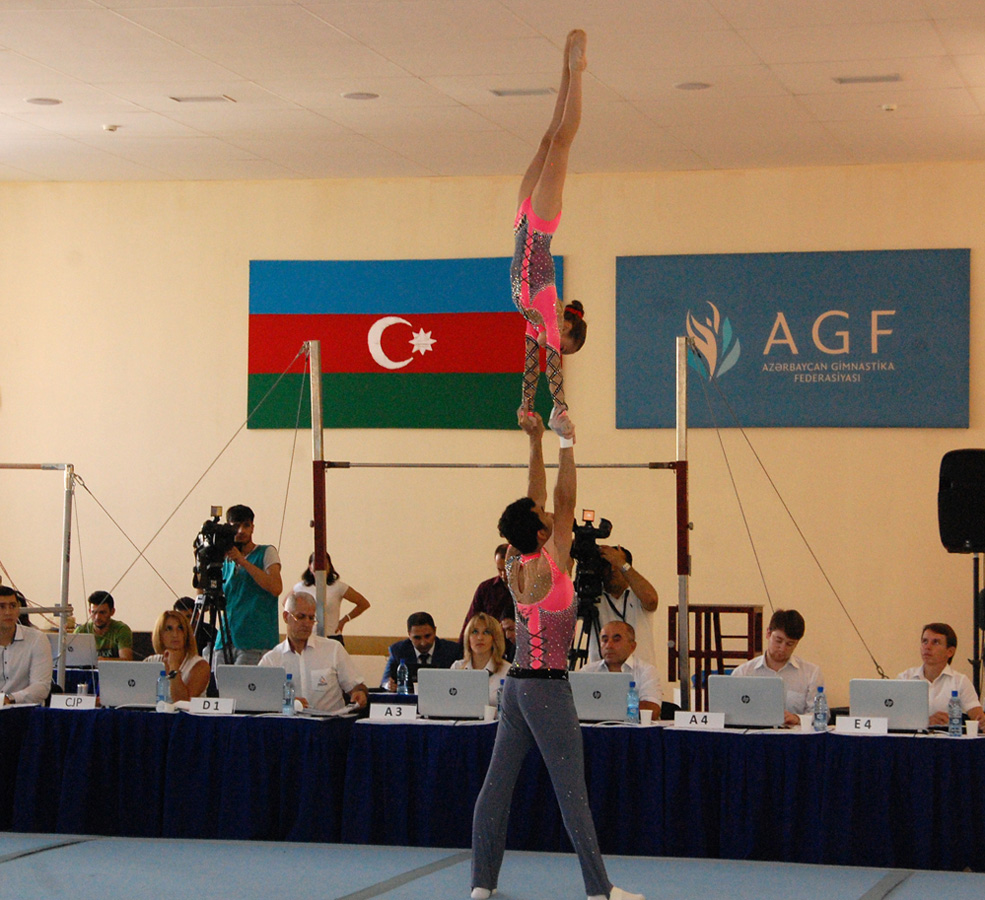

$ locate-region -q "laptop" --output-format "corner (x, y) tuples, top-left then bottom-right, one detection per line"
(97, 661), (161, 708)
(708, 674), (785, 727)
(849, 678), (930, 732)
(215, 665), (286, 713)
(49, 632), (98, 668)
(417, 669), (489, 719)
(569, 671), (632, 722)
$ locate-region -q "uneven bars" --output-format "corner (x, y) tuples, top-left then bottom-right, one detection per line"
(320, 461), (677, 470)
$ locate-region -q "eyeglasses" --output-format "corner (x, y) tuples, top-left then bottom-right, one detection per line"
(288, 611), (316, 622)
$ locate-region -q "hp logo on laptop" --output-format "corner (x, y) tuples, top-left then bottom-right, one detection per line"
(127, 678), (136, 687)
(884, 698), (894, 707)
(592, 690), (602, 700)
(740, 694), (751, 704)
(449, 687), (459, 696)
(248, 683), (257, 692)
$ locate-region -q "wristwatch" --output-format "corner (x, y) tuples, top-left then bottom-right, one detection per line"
(167, 670), (179, 680)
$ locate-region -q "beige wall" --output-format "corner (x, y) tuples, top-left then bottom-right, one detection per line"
(1, 161), (983, 705)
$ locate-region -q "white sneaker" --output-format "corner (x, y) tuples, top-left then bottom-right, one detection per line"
(471, 889), (496, 900)
(606, 888), (645, 900)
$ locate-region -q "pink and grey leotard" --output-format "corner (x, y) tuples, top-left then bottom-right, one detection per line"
(507, 549), (575, 670)
(511, 197), (563, 354)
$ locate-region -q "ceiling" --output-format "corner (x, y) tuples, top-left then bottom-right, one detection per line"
(2, 0), (985, 182)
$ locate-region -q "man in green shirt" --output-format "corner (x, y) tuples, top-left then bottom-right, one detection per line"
(75, 590), (134, 660)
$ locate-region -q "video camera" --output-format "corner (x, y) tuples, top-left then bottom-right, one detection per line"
(192, 506), (238, 599)
(570, 509), (612, 613)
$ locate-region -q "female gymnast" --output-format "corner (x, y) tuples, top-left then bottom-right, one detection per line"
(470, 412), (644, 900)
(512, 29), (589, 440)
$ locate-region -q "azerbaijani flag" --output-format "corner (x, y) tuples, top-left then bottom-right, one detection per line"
(248, 258), (561, 429)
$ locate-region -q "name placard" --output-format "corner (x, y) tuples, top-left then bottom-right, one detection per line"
(50, 694), (97, 710)
(190, 697), (236, 715)
(674, 711), (725, 730)
(835, 715), (888, 735)
(369, 703), (418, 721)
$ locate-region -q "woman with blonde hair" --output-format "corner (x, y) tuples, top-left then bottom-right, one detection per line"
(452, 612), (510, 705)
(145, 610), (210, 701)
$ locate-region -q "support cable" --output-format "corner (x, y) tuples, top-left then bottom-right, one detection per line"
(104, 346), (306, 596)
(691, 349), (775, 613)
(278, 349), (311, 552)
(690, 344), (887, 678)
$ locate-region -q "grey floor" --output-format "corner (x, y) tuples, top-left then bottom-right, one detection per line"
(2, 833), (985, 900)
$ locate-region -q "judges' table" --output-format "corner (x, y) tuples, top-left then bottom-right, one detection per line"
(10, 707), (354, 841)
(7, 708), (985, 871)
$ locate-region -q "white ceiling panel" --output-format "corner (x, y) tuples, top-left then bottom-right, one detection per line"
(499, 0), (730, 35)
(303, 0), (536, 46)
(0, 9), (240, 83)
(738, 21), (947, 65)
(0, 1), (984, 181)
(709, 0), (928, 30)
(770, 56), (966, 95)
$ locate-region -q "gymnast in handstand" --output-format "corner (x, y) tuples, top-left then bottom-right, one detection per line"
(512, 29), (588, 441)
(470, 411), (644, 900)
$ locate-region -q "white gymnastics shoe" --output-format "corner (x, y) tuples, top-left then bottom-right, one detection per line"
(591, 888), (644, 900)
(471, 889), (496, 900)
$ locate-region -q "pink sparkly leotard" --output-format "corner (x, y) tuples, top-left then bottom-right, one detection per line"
(511, 197), (562, 353)
(510, 198), (569, 425)
(507, 549), (575, 670)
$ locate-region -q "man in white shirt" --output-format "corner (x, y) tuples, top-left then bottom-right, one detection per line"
(582, 621), (662, 715)
(586, 545), (659, 668)
(897, 622), (985, 728)
(0, 586), (52, 705)
(731, 609), (822, 727)
(259, 592), (367, 713)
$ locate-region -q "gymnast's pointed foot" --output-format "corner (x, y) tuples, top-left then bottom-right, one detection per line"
(548, 405), (575, 440)
(568, 29), (587, 71)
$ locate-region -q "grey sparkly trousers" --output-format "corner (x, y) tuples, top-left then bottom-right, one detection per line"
(471, 676), (611, 896)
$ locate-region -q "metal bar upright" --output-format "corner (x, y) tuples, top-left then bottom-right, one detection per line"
(675, 336), (692, 710)
(307, 341), (329, 636)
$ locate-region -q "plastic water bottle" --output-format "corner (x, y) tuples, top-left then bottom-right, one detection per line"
(948, 690), (963, 736)
(282, 673), (296, 715)
(396, 660), (410, 696)
(626, 680), (640, 724)
(156, 670), (170, 705)
(812, 685), (829, 732)
(496, 678), (505, 717)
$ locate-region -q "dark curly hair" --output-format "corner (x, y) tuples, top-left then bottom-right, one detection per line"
(498, 497), (544, 554)
(562, 300), (587, 353)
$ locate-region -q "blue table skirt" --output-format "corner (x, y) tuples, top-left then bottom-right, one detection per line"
(0, 707), (33, 829)
(8, 709), (985, 871)
(11, 708), (353, 841)
(340, 720), (661, 855)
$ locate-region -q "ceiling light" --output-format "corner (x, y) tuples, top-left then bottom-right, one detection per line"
(25, 97), (62, 106)
(342, 91), (379, 101)
(491, 88), (554, 97)
(169, 95), (236, 103)
(833, 74), (901, 85)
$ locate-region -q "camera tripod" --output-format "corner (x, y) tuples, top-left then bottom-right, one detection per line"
(189, 587), (234, 667)
(568, 596), (603, 671)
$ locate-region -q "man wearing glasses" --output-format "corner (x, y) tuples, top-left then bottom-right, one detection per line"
(0, 586), (52, 705)
(259, 591), (367, 712)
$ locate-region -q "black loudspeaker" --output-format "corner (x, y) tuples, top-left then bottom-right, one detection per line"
(939, 449), (985, 553)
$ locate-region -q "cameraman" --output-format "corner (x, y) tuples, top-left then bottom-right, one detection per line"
(219, 504), (283, 665)
(586, 545), (659, 668)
